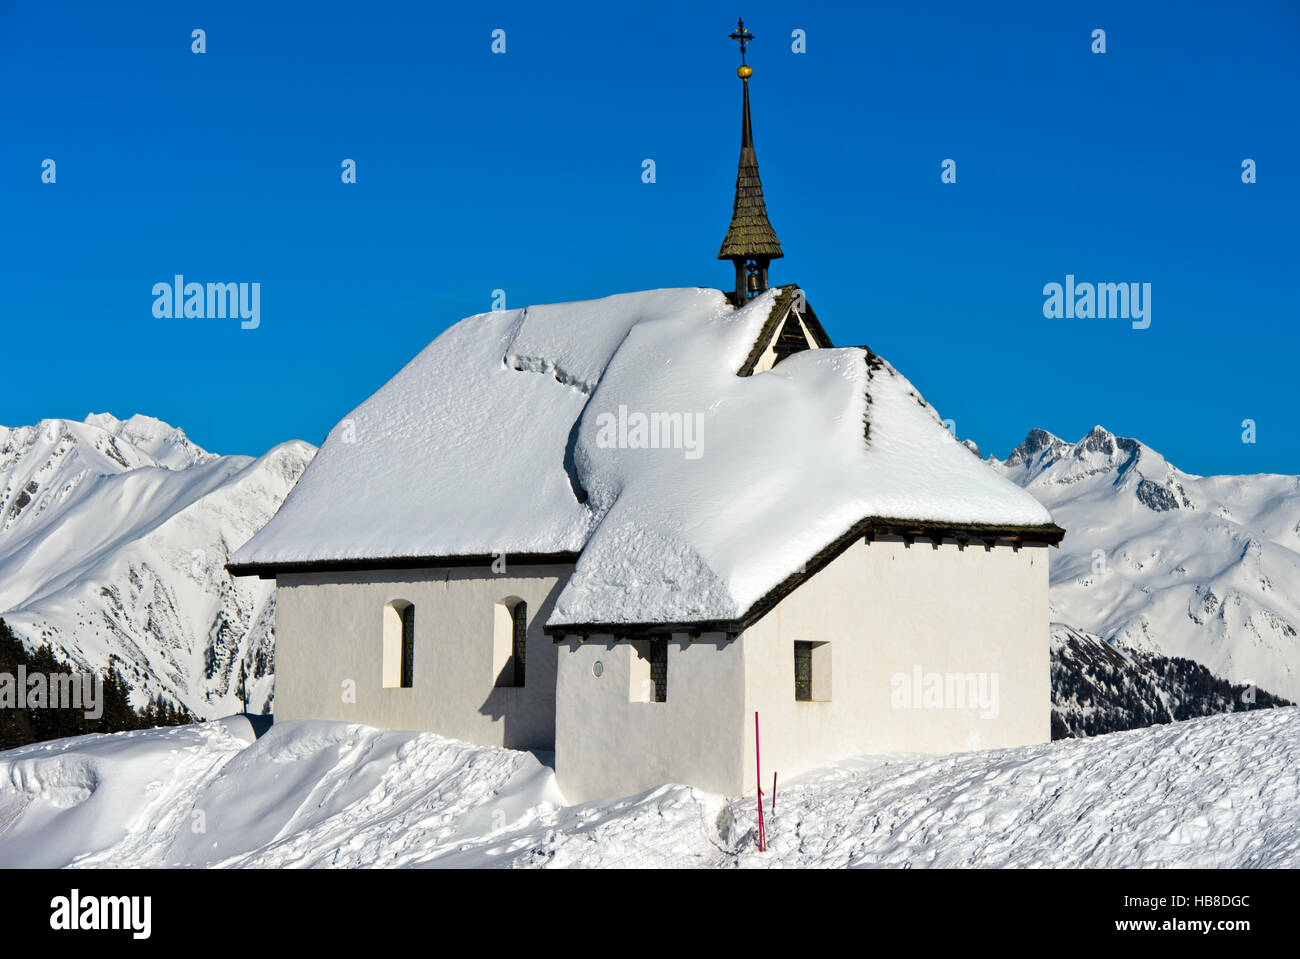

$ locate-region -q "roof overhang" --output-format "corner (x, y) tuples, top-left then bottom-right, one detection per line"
(544, 516), (1065, 639)
(226, 551), (581, 580)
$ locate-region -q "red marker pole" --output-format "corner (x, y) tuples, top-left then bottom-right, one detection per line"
(755, 711), (766, 852)
(772, 771), (777, 816)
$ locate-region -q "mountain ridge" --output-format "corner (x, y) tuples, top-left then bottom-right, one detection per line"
(989, 423), (1300, 700)
(0, 412), (315, 716)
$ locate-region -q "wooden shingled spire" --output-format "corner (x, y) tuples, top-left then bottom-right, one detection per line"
(718, 18), (783, 307)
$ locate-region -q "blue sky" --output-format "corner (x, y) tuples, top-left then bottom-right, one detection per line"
(2, 0), (1297, 474)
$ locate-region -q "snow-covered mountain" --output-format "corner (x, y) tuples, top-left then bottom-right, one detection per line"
(990, 426), (1300, 701)
(0, 414), (315, 717)
(1050, 623), (1289, 738)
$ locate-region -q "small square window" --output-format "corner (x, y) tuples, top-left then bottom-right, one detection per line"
(794, 641), (830, 701)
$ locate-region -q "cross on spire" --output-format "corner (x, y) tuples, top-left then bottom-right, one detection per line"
(718, 17), (782, 306)
(729, 17), (754, 65)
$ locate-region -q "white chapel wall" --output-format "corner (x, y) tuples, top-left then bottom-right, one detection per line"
(554, 633), (748, 802)
(272, 536), (1052, 803)
(740, 536), (1052, 790)
(273, 563), (574, 750)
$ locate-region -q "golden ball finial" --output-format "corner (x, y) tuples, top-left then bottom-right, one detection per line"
(738, 64), (753, 79)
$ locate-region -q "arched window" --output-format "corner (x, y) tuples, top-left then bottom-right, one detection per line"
(493, 597), (527, 687)
(629, 639), (668, 703)
(383, 600), (414, 689)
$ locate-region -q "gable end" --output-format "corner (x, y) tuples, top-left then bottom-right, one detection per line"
(736, 285), (834, 377)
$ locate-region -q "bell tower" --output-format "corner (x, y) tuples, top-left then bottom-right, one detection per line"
(717, 18), (784, 307)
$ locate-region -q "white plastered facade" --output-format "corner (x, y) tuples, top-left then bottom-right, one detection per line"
(552, 535), (1049, 801)
(272, 563), (573, 751)
(266, 531), (1050, 802)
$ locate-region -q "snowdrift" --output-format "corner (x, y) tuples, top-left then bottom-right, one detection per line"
(1, 708), (1296, 868)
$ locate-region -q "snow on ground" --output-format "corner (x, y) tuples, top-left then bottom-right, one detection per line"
(2, 707), (1296, 868)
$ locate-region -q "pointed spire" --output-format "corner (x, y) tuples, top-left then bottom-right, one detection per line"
(718, 18), (782, 305)
(718, 78), (783, 261)
(740, 73), (753, 150)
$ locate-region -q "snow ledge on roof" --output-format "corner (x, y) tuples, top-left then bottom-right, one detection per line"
(230, 286), (1058, 625)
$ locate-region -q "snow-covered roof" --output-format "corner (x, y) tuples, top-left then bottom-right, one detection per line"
(230, 286), (1060, 627)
